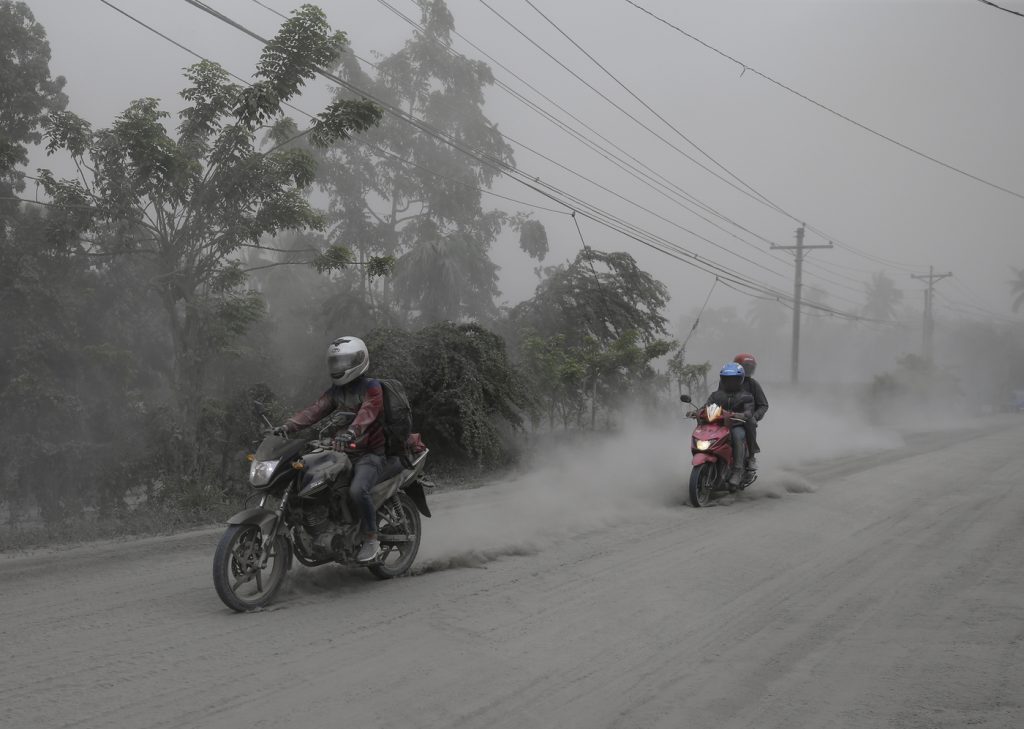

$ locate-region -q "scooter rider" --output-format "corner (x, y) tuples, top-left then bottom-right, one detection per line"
(272, 336), (391, 563)
(704, 362), (755, 488)
(733, 353), (768, 471)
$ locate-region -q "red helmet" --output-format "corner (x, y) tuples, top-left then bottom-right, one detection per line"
(733, 353), (757, 377)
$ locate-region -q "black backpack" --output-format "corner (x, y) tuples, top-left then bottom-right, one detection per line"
(377, 378), (413, 461)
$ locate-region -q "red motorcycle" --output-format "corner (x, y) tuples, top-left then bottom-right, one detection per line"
(680, 394), (757, 507)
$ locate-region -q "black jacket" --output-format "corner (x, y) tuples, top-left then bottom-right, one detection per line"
(741, 377), (769, 422)
(704, 386), (755, 419)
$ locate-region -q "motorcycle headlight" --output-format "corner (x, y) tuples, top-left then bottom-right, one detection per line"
(695, 440), (713, 451)
(249, 459), (280, 486)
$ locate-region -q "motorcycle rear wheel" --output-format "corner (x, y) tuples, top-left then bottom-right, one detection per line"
(369, 492), (421, 580)
(688, 463), (716, 507)
(213, 524), (292, 612)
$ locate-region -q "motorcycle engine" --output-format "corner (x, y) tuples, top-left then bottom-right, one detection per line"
(301, 504), (331, 535)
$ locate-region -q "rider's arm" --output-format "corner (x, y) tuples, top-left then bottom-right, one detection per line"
(284, 390), (335, 432)
(750, 379), (769, 421)
(736, 392), (756, 419)
(348, 380), (384, 438)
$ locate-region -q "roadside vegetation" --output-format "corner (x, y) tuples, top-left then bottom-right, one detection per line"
(0, 1), (686, 548)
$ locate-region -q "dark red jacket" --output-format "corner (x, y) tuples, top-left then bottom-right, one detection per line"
(285, 377), (386, 455)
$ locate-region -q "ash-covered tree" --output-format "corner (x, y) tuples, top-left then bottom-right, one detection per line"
(666, 347), (710, 401)
(364, 322), (529, 466)
(39, 5), (382, 482)
(0, 0), (67, 199)
(863, 271), (904, 322)
(318, 0), (546, 325)
(512, 248), (673, 428)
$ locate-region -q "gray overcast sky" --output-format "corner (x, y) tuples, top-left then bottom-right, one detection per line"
(23, 0), (1024, 322)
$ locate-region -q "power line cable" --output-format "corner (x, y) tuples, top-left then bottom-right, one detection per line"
(623, 0), (1024, 202)
(191, 0), (887, 320)
(450, 0), (924, 285)
(108, 0), (885, 322)
(977, 0), (1024, 19)
(381, 0), (926, 280)
(371, 0), (877, 299)
(679, 276), (719, 350)
(474, 0), (809, 214)
(518, 0), (780, 212)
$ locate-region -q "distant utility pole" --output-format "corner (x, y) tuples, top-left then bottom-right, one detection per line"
(772, 224), (833, 384)
(910, 266), (953, 361)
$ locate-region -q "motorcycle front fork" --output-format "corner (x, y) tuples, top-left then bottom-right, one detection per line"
(259, 485), (292, 568)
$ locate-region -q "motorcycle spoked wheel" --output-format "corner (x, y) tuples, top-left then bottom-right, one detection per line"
(212, 524), (292, 612)
(369, 492), (421, 580)
(688, 462), (719, 508)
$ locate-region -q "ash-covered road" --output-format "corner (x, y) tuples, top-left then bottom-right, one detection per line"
(3, 418), (1023, 729)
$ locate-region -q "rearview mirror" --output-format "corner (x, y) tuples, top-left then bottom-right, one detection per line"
(679, 394), (692, 403)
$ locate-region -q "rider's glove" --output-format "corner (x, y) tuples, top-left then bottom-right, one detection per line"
(271, 423), (290, 437)
(334, 429), (356, 449)
(685, 409), (698, 418)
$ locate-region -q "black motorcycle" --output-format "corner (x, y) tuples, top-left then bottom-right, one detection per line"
(212, 408), (431, 612)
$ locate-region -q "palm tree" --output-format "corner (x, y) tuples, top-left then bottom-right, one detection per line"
(863, 272), (904, 321)
(1010, 267), (1024, 312)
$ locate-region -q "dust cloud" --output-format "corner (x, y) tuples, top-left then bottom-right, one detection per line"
(408, 386), (912, 573)
(289, 382), (972, 582)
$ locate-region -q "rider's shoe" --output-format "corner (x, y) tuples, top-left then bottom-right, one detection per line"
(728, 470), (743, 489)
(747, 455), (758, 471)
(356, 539), (381, 563)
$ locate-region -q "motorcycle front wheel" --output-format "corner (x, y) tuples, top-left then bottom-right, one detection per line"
(688, 463), (716, 508)
(212, 524), (292, 612)
(369, 491), (422, 580)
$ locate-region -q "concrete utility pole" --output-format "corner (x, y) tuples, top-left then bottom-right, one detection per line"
(772, 224), (833, 384)
(910, 266), (953, 361)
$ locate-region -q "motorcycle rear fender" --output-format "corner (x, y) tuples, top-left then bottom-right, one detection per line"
(226, 507), (278, 534)
(403, 481), (432, 518)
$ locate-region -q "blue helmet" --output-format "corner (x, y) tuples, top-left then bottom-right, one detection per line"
(720, 362), (745, 379)
(719, 362), (745, 394)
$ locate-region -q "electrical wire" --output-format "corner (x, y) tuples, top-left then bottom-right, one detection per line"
(430, 0), (924, 289)
(475, 0), (806, 217)
(518, 0), (780, 212)
(622, 0), (1024, 203)
(371, 0), (878, 300)
(977, 0), (1024, 19)
(190, 0), (897, 320)
(100, 0), (890, 323)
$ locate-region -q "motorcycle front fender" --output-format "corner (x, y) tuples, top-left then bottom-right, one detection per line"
(403, 481), (432, 518)
(225, 507), (278, 534)
(691, 453), (720, 466)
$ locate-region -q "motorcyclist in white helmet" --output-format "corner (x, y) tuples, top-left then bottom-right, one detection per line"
(273, 336), (394, 563)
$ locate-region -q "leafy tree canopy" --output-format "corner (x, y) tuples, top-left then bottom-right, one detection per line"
(0, 0), (67, 195)
(365, 322), (529, 465)
(37, 4), (382, 479)
(318, 0), (545, 325)
(513, 248), (670, 348)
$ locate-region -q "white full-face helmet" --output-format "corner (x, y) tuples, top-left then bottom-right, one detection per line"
(326, 336), (369, 385)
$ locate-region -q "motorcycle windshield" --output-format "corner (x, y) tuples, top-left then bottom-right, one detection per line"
(705, 404), (723, 422)
(254, 436), (308, 462)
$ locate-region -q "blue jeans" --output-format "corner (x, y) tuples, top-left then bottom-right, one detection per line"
(349, 453), (402, 533)
(730, 426), (748, 469)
